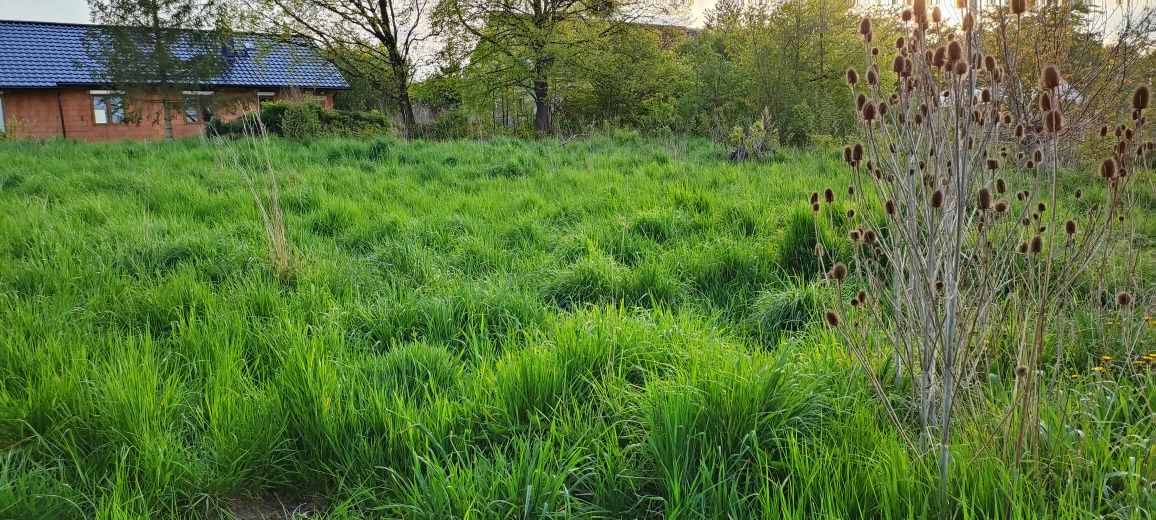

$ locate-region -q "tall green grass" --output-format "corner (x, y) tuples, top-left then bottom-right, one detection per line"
(0, 137), (1150, 518)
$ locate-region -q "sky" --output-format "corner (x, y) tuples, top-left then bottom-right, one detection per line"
(0, 0), (1148, 30)
(0, 0), (91, 23)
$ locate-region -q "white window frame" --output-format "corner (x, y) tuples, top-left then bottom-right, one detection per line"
(89, 90), (126, 125)
(0, 92), (6, 134)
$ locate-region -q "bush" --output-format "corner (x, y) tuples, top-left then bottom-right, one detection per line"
(206, 101), (392, 140)
(281, 103), (323, 141)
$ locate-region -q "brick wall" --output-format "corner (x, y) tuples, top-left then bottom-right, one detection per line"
(2, 87), (338, 141)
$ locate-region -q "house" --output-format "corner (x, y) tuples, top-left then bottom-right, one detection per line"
(0, 20), (350, 140)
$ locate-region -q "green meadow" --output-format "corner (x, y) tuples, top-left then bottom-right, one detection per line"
(0, 136), (1152, 519)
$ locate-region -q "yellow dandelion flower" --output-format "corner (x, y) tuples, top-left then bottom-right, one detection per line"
(1091, 366), (1106, 372)
(1100, 355), (1112, 361)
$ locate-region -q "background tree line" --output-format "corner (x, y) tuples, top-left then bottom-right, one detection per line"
(89, 0), (1154, 149)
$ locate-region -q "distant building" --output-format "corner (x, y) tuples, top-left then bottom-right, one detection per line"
(0, 20), (350, 140)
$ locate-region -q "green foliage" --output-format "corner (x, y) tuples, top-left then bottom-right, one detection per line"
(281, 103), (324, 141)
(207, 102), (393, 139)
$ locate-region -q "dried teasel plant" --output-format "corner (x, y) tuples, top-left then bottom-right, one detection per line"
(813, 2), (1149, 510)
(214, 112), (293, 281)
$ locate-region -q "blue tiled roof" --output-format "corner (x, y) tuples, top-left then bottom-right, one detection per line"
(0, 20), (349, 90)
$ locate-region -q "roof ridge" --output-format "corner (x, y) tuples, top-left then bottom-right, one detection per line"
(0, 19), (279, 39)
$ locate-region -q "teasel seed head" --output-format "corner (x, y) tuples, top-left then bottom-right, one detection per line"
(843, 146), (853, 164)
(1133, 85), (1150, 110)
(962, 12), (974, 31)
(846, 68), (859, 86)
(947, 41), (962, 62)
(848, 186), (856, 195)
(867, 68), (878, 85)
(859, 17), (872, 38)
(1015, 124), (1025, 138)
(982, 89), (992, 103)
(996, 178), (1006, 193)
(828, 262), (848, 282)
(986, 158), (1000, 170)
(1044, 110), (1063, 133)
(862, 102), (877, 122)
(1039, 91), (1053, 112)
(824, 188), (835, 203)
(932, 5), (943, 23)
(931, 190), (944, 208)
(978, 188), (992, 210)
(824, 310), (841, 327)
(913, 0), (927, 16)
(856, 289), (866, 302)
(1029, 235), (1043, 254)
(850, 297), (860, 307)
(993, 200), (1008, 213)
(814, 243), (825, 257)
(883, 199), (895, 215)
(1033, 149), (1043, 163)
(1115, 291), (1133, 307)
(1015, 365), (1029, 378)
(892, 55), (905, 74)
(1074, 189), (1082, 199)
(1064, 219), (1076, 235)
(852, 143), (864, 161)
(1041, 65), (1062, 91)
(811, 202), (820, 212)
(856, 93), (867, 111)
(933, 47), (946, 68)
(1100, 158), (1117, 179)
(1099, 125), (1108, 138)
(863, 229), (877, 243)
(810, 192), (819, 205)
(1018, 242), (1028, 254)
(984, 55), (996, 72)
(901, 8), (913, 22)
(1011, 0), (1026, 14)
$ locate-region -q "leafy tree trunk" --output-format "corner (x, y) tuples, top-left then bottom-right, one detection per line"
(533, 78), (550, 136)
(532, 52), (552, 136)
(391, 58), (416, 138)
(162, 98), (174, 140)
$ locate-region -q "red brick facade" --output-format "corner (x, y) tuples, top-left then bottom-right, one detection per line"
(0, 87), (336, 141)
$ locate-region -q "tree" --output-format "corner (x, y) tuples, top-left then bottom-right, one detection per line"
(437, 0), (684, 136)
(85, 0), (228, 140)
(244, 0), (434, 138)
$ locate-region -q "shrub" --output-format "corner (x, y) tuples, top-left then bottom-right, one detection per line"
(206, 102), (392, 140)
(280, 103), (323, 141)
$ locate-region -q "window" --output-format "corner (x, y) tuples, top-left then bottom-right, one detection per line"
(184, 94), (213, 124)
(257, 91), (276, 105)
(92, 94), (125, 125)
